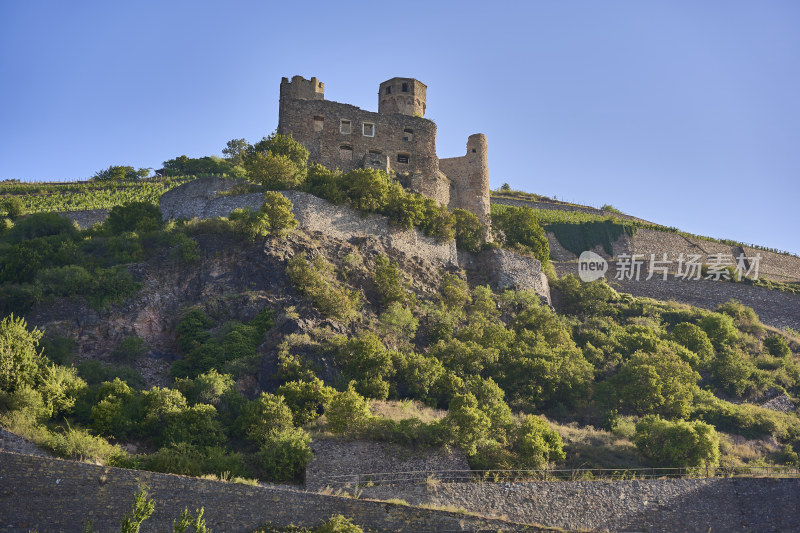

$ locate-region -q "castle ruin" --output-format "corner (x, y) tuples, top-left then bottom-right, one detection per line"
(277, 75), (491, 229)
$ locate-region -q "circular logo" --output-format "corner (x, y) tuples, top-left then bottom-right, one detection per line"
(578, 251), (608, 282)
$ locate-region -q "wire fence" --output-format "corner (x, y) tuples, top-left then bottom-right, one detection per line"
(320, 465), (800, 487)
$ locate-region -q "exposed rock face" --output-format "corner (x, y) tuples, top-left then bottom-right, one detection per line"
(159, 177), (550, 301)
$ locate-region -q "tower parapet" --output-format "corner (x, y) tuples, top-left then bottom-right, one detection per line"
(280, 75), (325, 101)
(378, 78), (427, 117)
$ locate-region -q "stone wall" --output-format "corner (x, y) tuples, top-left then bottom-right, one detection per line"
(0, 427), (52, 458)
(0, 452), (534, 532)
(497, 196), (800, 283)
(159, 178), (459, 268)
(554, 262), (800, 330)
(278, 90), (439, 188)
(441, 134), (491, 230)
(158, 178), (549, 302)
(358, 477), (800, 533)
(60, 208), (109, 229)
(305, 438), (470, 492)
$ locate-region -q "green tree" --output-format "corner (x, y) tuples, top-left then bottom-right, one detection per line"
(612, 347), (699, 419)
(255, 426), (312, 482)
(0, 314), (43, 393)
(490, 205), (549, 262)
(633, 415), (720, 467)
(222, 138), (249, 166)
(669, 322), (715, 367)
(452, 208), (484, 252)
(0, 196), (24, 219)
(93, 165), (149, 182)
(105, 202), (164, 234)
(445, 393), (491, 456)
(513, 415), (566, 468)
(325, 385), (372, 434)
(239, 392), (294, 442)
(277, 378), (335, 426)
(245, 134), (309, 189)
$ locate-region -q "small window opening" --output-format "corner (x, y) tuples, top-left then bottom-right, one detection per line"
(402, 83), (409, 92)
(403, 128), (414, 142)
(368, 149), (382, 154)
(386, 86), (392, 94)
(397, 153), (410, 164)
(362, 123), (375, 137)
(339, 145), (353, 160)
(313, 116), (324, 132)
(471, 149), (477, 153)
(340, 120), (351, 134)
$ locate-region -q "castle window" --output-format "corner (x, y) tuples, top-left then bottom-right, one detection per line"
(403, 128), (414, 142)
(368, 149), (382, 154)
(313, 116), (324, 132)
(339, 145), (353, 160)
(340, 119), (351, 134)
(397, 153), (410, 164)
(362, 122), (375, 137)
(471, 149), (477, 153)
(386, 86), (391, 95)
(402, 83), (409, 92)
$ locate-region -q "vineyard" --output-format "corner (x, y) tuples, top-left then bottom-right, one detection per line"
(0, 175), (206, 214)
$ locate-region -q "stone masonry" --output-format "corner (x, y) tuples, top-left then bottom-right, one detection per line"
(0, 451), (538, 532)
(277, 75), (492, 231)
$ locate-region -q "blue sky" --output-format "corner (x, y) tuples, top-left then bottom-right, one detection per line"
(1, 1), (798, 254)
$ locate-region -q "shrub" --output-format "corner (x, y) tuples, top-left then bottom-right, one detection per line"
(255, 426), (313, 482)
(452, 209), (484, 252)
(276, 378), (335, 426)
(341, 168), (391, 212)
(161, 403), (226, 447)
(440, 274), (471, 309)
(513, 415), (566, 468)
(92, 165), (149, 181)
(378, 302), (419, 346)
(373, 254), (406, 307)
(764, 335), (792, 358)
(260, 192), (298, 236)
(239, 392), (295, 443)
(4, 212), (78, 243)
(286, 255), (358, 320)
(325, 385), (372, 434)
(175, 369), (235, 406)
(633, 415), (720, 467)
(444, 393), (491, 456)
(669, 322), (715, 367)
(105, 202), (164, 235)
(36, 363), (86, 417)
(335, 332), (394, 400)
(245, 134), (309, 190)
(0, 314), (43, 394)
(315, 515), (363, 533)
(77, 360), (145, 389)
(113, 336), (147, 362)
(612, 347), (699, 419)
(490, 205), (550, 262)
(698, 313), (739, 349)
(35, 265), (93, 298)
(0, 196), (24, 219)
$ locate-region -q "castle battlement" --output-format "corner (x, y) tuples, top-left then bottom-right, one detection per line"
(277, 75), (491, 231)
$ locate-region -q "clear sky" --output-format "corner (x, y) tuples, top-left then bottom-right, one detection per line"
(1, 1), (798, 255)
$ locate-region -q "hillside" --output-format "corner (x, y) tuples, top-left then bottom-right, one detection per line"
(1, 164), (800, 531)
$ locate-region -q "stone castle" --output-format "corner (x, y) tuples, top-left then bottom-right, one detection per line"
(277, 75), (491, 228)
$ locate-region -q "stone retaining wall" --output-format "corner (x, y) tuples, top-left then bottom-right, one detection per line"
(0, 452), (536, 532)
(358, 477), (800, 533)
(305, 438), (470, 492)
(554, 262), (800, 330)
